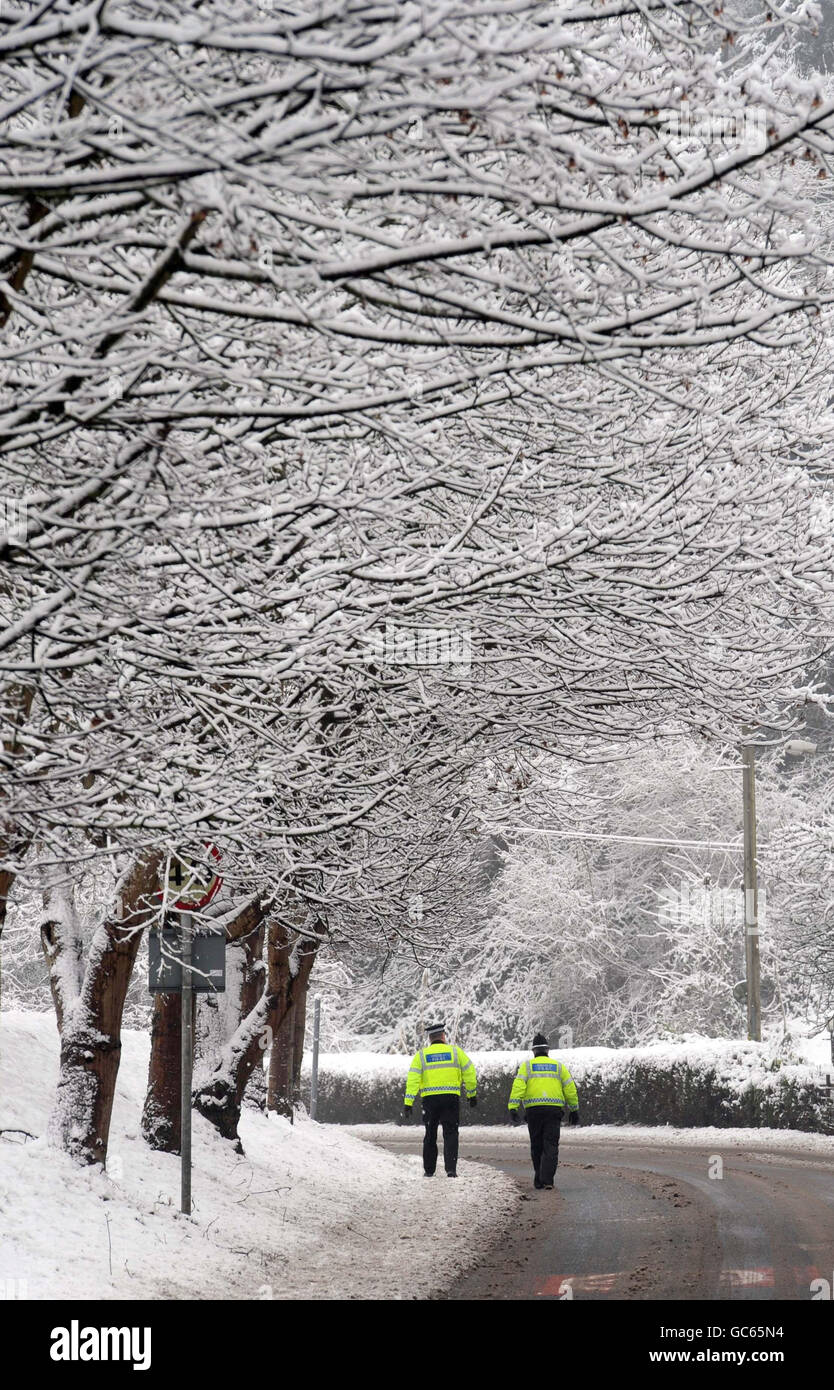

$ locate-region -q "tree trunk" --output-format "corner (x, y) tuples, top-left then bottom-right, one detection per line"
(0, 868), (13, 1017)
(229, 911), (267, 1108)
(46, 852), (161, 1166)
(269, 934), (319, 1119)
(291, 965), (312, 1109)
(141, 990), (194, 1152)
(268, 1003), (295, 1119)
(40, 866), (83, 1033)
(194, 916), (322, 1144)
(243, 1051), (267, 1112)
(142, 896), (263, 1152)
(0, 682), (37, 1012)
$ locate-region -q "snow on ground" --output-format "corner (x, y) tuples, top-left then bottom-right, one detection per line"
(0, 1011), (515, 1301)
(795, 1029), (834, 1071)
(348, 1122), (834, 1157)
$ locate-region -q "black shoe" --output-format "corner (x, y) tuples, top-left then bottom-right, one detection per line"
(446, 1172), (457, 1178)
(423, 1172), (435, 1178)
(534, 1176), (543, 1189)
(543, 1184), (554, 1190)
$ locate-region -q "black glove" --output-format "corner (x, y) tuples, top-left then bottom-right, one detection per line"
(400, 1107), (412, 1125)
(510, 1110), (521, 1126)
(469, 1097), (477, 1109)
(568, 1110), (579, 1126)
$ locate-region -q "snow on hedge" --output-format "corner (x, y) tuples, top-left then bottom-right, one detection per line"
(301, 1036), (834, 1130)
(0, 1011), (515, 1300)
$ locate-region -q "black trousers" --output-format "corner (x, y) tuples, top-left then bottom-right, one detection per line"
(526, 1107), (562, 1186)
(422, 1096), (460, 1175)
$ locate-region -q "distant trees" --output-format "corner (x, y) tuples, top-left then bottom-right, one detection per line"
(333, 734), (826, 1049)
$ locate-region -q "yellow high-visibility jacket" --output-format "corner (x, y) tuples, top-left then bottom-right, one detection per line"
(404, 1041), (477, 1107)
(508, 1054), (579, 1112)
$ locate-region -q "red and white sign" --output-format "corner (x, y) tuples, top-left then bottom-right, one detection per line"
(166, 842), (222, 912)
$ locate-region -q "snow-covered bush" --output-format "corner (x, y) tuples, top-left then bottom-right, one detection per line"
(302, 1040), (833, 1132)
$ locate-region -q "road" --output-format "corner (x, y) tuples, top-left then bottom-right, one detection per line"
(371, 1129), (834, 1300)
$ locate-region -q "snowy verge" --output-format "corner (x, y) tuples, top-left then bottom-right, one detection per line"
(0, 1010), (515, 1301)
(347, 1122), (834, 1158)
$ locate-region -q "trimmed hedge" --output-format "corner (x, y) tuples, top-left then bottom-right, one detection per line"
(301, 1043), (834, 1132)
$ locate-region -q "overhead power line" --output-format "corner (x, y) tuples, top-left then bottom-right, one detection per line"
(505, 827), (751, 851)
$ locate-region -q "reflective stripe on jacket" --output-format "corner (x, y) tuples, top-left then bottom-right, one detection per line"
(404, 1042), (477, 1106)
(508, 1054), (578, 1112)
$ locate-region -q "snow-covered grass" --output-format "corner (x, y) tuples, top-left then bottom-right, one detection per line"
(0, 1011), (515, 1300)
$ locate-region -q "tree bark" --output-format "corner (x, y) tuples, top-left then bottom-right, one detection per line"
(0, 681), (37, 1011)
(0, 868), (11, 1016)
(268, 1002), (295, 1120)
(269, 933), (319, 1119)
(141, 990), (193, 1153)
(243, 1049), (267, 1112)
(291, 960), (313, 1109)
(47, 852), (162, 1166)
(39, 866), (84, 1033)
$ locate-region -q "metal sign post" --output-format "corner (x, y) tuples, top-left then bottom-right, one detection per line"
(310, 995), (322, 1121)
(180, 911), (193, 1215)
(148, 845), (224, 1216)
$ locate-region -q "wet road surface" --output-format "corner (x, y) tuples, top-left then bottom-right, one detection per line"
(369, 1130), (834, 1300)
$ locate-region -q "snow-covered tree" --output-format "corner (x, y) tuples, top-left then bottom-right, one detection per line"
(3, 0), (834, 1161)
(332, 729), (828, 1048)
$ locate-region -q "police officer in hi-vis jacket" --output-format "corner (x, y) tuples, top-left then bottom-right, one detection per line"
(508, 1032), (579, 1189)
(402, 1023), (478, 1178)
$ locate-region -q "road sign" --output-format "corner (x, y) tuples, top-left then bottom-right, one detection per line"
(733, 976), (775, 1009)
(148, 927), (226, 993)
(166, 843), (222, 911)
